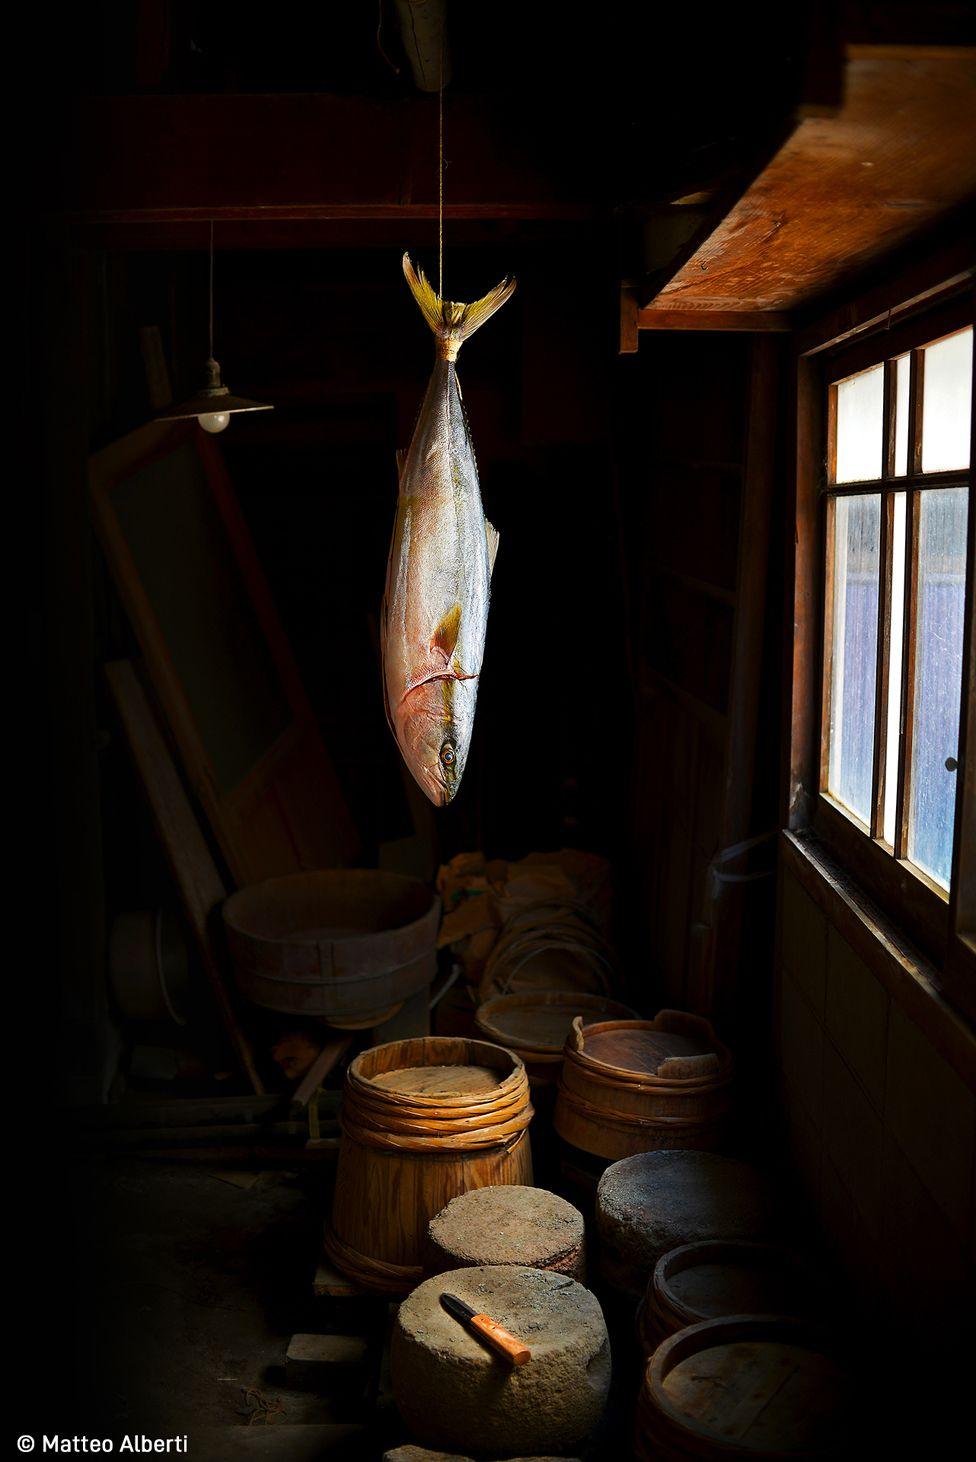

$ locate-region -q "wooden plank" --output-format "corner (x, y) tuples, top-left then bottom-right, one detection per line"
(637, 308), (791, 332)
(620, 286), (640, 354)
(67, 1091), (306, 1129)
(651, 48), (976, 318)
(284, 1334), (368, 1390)
(313, 1260), (362, 1300)
(786, 356), (826, 829)
(794, 231), (974, 357)
(105, 659), (264, 1094)
(292, 1036), (353, 1109)
(637, 119), (799, 310)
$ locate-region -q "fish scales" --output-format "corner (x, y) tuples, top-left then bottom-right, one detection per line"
(381, 253), (514, 806)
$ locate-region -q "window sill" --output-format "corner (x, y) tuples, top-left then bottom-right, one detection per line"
(780, 827), (976, 1092)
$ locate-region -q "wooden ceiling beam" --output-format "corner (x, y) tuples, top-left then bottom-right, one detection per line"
(63, 93), (594, 225)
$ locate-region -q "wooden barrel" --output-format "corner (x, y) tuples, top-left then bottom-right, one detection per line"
(223, 871), (440, 1029)
(475, 990), (638, 1092)
(635, 1317), (849, 1460)
(554, 1010), (733, 1165)
(637, 1241), (822, 1353)
(426, 1184), (586, 1281)
(325, 1036), (534, 1294)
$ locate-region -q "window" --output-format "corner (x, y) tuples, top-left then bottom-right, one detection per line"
(821, 320), (972, 899)
(789, 262), (976, 1023)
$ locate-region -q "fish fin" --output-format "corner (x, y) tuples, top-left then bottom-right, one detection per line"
(430, 603), (462, 660)
(402, 253), (516, 354)
(485, 519), (500, 578)
(396, 448), (407, 479)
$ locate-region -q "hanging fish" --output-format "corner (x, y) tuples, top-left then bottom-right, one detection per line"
(381, 252), (516, 806)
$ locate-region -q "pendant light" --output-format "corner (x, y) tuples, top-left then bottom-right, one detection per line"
(158, 222), (272, 434)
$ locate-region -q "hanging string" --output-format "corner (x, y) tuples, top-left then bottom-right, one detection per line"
(438, 17), (444, 301)
(208, 219), (215, 360)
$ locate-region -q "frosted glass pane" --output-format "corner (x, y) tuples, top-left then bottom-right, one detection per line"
(835, 365), (884, 483)
(893, 355), (910, 477)
(908, 487), (968, 887)
(921, 328), (972, 473)
(883, 492), (907, 847)
(827, 494), (880, 823)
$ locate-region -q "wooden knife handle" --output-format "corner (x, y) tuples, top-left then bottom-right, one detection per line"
(469, 1312), (531, 1366)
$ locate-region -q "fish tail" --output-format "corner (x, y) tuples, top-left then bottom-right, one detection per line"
(402, 253), (515, 359)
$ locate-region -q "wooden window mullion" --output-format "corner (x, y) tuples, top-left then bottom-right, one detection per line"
(820, 494), (837, 792)
(870, 360), (897, 838)
(871, 489), (894, 839)
(894, 348), (924, 858)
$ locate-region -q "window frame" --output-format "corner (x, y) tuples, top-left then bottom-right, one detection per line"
(788, 254), (976, 1023)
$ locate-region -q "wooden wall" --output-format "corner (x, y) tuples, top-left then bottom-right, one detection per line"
(614, 332), (786, 1050)
(776, 847), (976, 1340)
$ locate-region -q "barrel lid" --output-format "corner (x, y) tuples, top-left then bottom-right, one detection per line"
(371, 1063), (502, 1097)
(583, 1023), (716, 1075)
(647, 1317), (848, 1456)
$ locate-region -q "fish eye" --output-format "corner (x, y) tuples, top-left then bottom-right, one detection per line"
(440, 741), (456, 768)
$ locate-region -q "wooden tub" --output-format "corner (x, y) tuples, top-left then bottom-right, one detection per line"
(223, 870), (440, 1029)
(554, 1010), (734, 1164)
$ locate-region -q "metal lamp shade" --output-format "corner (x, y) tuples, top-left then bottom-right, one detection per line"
(157, 358), (273, 423)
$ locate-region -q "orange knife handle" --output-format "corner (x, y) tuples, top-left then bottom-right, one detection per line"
(470, 1312), (531, 1366)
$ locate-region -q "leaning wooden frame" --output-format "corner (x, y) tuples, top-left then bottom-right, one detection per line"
(89, 420), (359, 889)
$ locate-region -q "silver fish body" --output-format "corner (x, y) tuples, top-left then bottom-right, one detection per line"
(381, 255), (513, 805)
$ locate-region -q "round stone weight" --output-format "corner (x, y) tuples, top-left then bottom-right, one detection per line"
(427, 1185), (586, 1281)
(391, 1265), (610, 1456)
(596, 1150), (784, 1296)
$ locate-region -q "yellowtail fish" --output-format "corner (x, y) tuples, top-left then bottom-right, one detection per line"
(381, 253), (516, 806)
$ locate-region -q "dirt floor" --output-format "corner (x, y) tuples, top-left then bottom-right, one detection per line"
(55, 1158), (376, 1456)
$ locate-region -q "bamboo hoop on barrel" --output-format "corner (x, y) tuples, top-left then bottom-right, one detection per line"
(326, 1035), (535, 1292)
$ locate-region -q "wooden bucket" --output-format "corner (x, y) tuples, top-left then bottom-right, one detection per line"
(554, 1010), (733, 1164)
(635, 1316), (849, 1461)
(637, 1241), (822, 1353)
(223, 871), (440, 1029)
(475, 990), (638, 1091)
(325, 1036), (534, 1294)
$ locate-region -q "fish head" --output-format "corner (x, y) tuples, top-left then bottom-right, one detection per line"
(395, 675), (477, 807)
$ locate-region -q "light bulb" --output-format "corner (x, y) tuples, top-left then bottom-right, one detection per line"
(199, 410), (231, 434)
